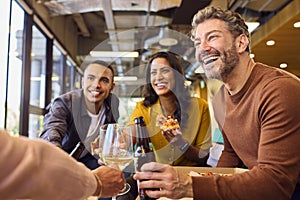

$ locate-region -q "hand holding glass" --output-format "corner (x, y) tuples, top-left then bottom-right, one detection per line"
(99, 124), (133, 196)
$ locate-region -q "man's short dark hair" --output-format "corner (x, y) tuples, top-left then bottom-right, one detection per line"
(88, 60), (115, 77)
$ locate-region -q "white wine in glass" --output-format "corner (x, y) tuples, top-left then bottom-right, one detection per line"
(101, 123), (134, 196)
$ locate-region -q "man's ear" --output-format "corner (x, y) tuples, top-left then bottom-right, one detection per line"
(236, 34), (249, 53)
(81, 77), (84, 87)
(110, 82), (115, 92)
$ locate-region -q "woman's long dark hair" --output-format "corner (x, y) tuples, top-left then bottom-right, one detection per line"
(143, 51), (191, 127)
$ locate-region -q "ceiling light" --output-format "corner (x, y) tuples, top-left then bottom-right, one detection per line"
(293, 21), (300, 28)
(266, 40), (275, 46)
(159, 38), (178, 46)
(30, 76), (59, 81)
(279, 63), (288, 68)
(246, 22), (260, 33)
(90, 51), (139, 58)
(114, 76), (138, 81)
(158, 27), (178, 46)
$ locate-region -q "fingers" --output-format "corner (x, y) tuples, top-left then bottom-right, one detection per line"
(138, 179), (177, 191)
(97, 158), (106, 165)
(162, 129), (182, 144)
(140, 162), (169, 172)
(132, 163), (193, 199)
(90, 136), (100, 155)
(93, 166), (126, 197)
(134, 163), (176, 186)
(162, 130), (173, 138)
(145, 188), (174, 199)
(93, 166), (126, 184)
(133, 163), (179, 199)
(162, 130), (175, 143)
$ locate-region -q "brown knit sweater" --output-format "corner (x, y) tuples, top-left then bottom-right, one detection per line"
(192, 63), (300, 200)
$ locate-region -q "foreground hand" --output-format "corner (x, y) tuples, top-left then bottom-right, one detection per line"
(133, 162), (193, 199)
(92, 166), (125, 197)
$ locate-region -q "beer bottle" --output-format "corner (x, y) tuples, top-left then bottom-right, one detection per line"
(134, 116), (156, 200)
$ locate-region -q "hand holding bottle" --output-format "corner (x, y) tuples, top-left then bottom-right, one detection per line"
(134, 116), (157, 200)
(133, 162), (193, 199)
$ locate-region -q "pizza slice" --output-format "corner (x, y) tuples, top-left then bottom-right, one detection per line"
(156, 115), (180, 132)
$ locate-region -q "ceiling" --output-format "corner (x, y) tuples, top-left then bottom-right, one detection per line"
(36, 0), (300, 96)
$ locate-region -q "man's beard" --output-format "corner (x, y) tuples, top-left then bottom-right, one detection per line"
(203, 44), (239, 81)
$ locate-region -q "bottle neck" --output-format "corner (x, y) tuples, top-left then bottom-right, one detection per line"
(136, 123), (152, 149)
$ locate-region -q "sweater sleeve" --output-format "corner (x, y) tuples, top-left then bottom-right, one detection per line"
(0, 131), (97, 200)
(41, 98), (72, 147)
(217, 132), (244, 167)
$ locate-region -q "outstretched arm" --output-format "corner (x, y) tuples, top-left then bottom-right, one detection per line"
(0, 130), (125, 199)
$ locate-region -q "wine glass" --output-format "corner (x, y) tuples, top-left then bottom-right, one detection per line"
(100, 123), (134, 197)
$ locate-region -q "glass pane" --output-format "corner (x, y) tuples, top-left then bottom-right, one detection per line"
(30, 25), (46, 108)
(0, 0), (10, 129)
(118, 97), (144, 125)
(6, 1), (24, 135)
(52, 45), (63, 99)
(65, 59), (73, 92)
(29, 113), (44, 139)
(75, 71), (82, 89)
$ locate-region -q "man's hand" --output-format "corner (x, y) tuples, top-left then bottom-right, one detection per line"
(92, 166), (126, 197)
(133, 162), (193, 199)
(90, 136), (100, 156)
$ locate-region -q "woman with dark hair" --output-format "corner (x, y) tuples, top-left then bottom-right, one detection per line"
(129, 51), (211, 166)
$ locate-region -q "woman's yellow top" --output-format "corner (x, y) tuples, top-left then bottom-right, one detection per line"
(129, 97), (211, 166)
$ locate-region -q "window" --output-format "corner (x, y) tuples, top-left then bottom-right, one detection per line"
(1, 1), (24, 135)
(30, 25), (46, 108)
(28, 25), (48, 137)
(118, 97), (144, 125)
(52, 45), (63, 98)
(65, 59), (74, 92)
(0, 0), (10, 129)
(1, 0), (79, 136)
